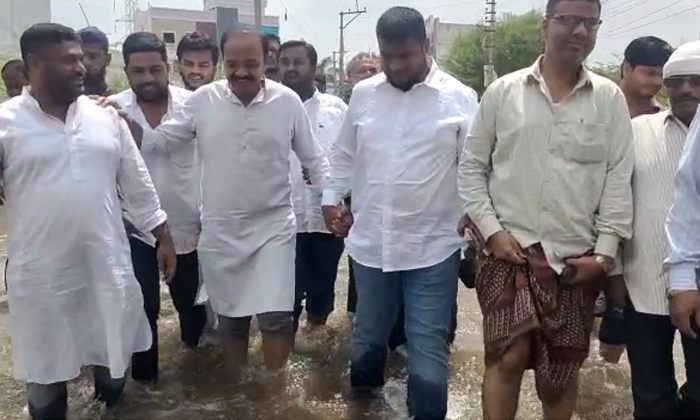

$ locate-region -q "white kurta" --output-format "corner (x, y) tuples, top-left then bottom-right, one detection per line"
(147, 80), (329, 318)
(0, 91), (166, 384)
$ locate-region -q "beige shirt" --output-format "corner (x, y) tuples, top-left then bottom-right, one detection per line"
(458, 58), (634, 272)
(625, 111), (688, 315)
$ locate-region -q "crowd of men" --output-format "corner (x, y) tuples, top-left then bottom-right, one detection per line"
(2, 0), (700, 419)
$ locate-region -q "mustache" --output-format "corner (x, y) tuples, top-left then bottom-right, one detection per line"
(673, 94), (699, 102)
(229, 74), (256, 82)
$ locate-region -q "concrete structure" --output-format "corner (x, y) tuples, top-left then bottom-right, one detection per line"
(0, 0), (51, 52)
(134, 5), (279, 60)
(204, 0), (268, 16)
(426, 15), (478, 65)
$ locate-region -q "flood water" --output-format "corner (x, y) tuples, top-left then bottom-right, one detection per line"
(0, 206), (686, 419)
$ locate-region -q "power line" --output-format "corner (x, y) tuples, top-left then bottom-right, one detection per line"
(601, 0), (688, 36)
(338, 1), (367, 82)
(602, 2), (700, 37)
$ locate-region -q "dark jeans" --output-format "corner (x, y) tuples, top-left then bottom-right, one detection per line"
(129, 238), (206, 383)
(27, 366), (124, 420)
(351, 252), (460, 420)
(347, 256), (357, 313)
(293, 232), (345, 331)
(625, 302), (700, 419)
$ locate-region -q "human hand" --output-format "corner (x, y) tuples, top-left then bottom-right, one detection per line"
(156, 233), (177, 283)
(322, 204), (353, 237)
(562, 256), (607, 286)
(670, 290), (700, 338)
(486, 231), (525, 264)
(91, 96), (143, 143)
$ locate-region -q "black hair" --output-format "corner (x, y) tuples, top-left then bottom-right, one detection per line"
(624, 36), (674, 69)
(545, 0), (602, 16)
(279, 40), (318, 66)
(1, 59), (25, 75)
(122, 32), (167, 65)
(176, 31), (219, 65)
(376, 6), (427, 43)
(19, 23), (80, 66)
(77, 26), (109, 51)
(219, 29), (269, 58)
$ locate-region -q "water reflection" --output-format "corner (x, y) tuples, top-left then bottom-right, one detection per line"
(0, 222), (666, 420)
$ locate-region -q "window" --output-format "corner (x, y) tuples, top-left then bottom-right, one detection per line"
(162, 31), (176, 44)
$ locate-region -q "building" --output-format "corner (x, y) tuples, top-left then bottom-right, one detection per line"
(0, 0), (51, 52)
(204, 0), (268, 16)
(134, 2), (279, 60)
(426, 15), (478, 65)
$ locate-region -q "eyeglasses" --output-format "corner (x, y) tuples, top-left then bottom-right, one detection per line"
(548, 15), (602, 31)
(664, 76), (700, 89)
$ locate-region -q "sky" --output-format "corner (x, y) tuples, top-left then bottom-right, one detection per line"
(52, 0), (700, 66)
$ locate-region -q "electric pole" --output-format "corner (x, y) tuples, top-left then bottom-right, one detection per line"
(338, 1), (367, 83)
(116, 0), (137, 34)
(483, 0), (497, 88)
(254, 0), (263, 32)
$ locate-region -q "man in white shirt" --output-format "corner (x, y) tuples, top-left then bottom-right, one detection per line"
(459, 0), (633, 418)
(2, 23), (175, 420)
(322, 7), (478, 419)
(138, 30), (329, 383)
(662, 41), (700, 419)
(108, 32), (206, 387)
(278, 40), (348, 334)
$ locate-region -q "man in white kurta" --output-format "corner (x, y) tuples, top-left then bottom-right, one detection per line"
(143, 31), (330, 376)
(2, 23), (174, 420)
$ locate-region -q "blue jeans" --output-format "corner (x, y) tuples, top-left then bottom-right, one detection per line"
(351, 251), (460, 420)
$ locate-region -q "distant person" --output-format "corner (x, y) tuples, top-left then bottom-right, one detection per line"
(2, 23), (175, 420)
(77, 26), (112, 96)
(1, 59), (27, 98)
(176, 31), (219, 91)
(340, 52), (380, 103)
(263, 33), (281, 81)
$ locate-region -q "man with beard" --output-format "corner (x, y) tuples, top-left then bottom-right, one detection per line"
(1, 23), (175, 420)
(77, 26), (112, 96)
(322, 7), (478, 419)
(278, 39), (347, 337)
(109, 32), (206, 387)
(2, 59), (28, 98)
(264, 33), (281, 81)
(459, 0), (633, 418)
(626, 40), (700, 420)
(139, 30), (329, 385)
(176, 31), (219, 91)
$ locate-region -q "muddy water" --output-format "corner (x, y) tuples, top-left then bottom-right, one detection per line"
(0, 206), (686, 419)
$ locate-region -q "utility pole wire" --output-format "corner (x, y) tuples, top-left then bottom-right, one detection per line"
(338, 1), (367, 83)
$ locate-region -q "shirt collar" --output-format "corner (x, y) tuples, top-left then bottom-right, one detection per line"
(123, 85), (176, 113)
(526, 55), (593, 90)
(20, 87), (80, 120)
(303, 89), (320, 105)
(665, 110), (690, 134)
(225, 78), (268, 106)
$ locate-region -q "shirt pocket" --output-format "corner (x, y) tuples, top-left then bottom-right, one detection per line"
(559, 122), (607, 165)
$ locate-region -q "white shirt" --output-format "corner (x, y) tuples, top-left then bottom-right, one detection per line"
(322, 62), (479, 271)
(625, 111), (688, 315)
(146, 79), (329, 317)
(291, 91), (347, 233)
(666, 104), (700, 291)
(459, 59), (633, 272)
(1, 91), (163, 383)
(109, 86), (200, 254)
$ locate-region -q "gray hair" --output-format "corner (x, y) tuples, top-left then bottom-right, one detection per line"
(346, 52), (379, 76)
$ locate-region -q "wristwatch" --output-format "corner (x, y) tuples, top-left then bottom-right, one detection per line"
(593, 254), (615, 274)
(668, 289), (694, 299)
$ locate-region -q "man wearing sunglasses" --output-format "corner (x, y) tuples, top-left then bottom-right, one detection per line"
(459, 0), (633, 418)
(661, 40), (700, 419)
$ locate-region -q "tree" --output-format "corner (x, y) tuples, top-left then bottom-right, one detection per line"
(445, 10), (545, 94)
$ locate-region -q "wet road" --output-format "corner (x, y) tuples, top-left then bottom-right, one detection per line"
(0, 207), (683, 419)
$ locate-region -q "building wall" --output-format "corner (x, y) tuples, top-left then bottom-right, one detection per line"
(0, 0), (51, 52)
(204, 0), (268, 16)
(149, 19), (198, 60)
(426, 15), (477, 65)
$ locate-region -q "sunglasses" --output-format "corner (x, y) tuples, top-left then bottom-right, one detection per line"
(548, 15), (602, 31)
(664, 76), (700, 89)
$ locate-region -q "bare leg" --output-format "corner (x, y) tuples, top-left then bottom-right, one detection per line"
(218, 315), (252, 384)
(259, 312), (294, 372)
(482, 334), (532, 420)
(542, 373), (579, 420)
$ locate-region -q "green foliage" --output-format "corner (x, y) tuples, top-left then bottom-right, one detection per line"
(444, 10), (545, 94)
